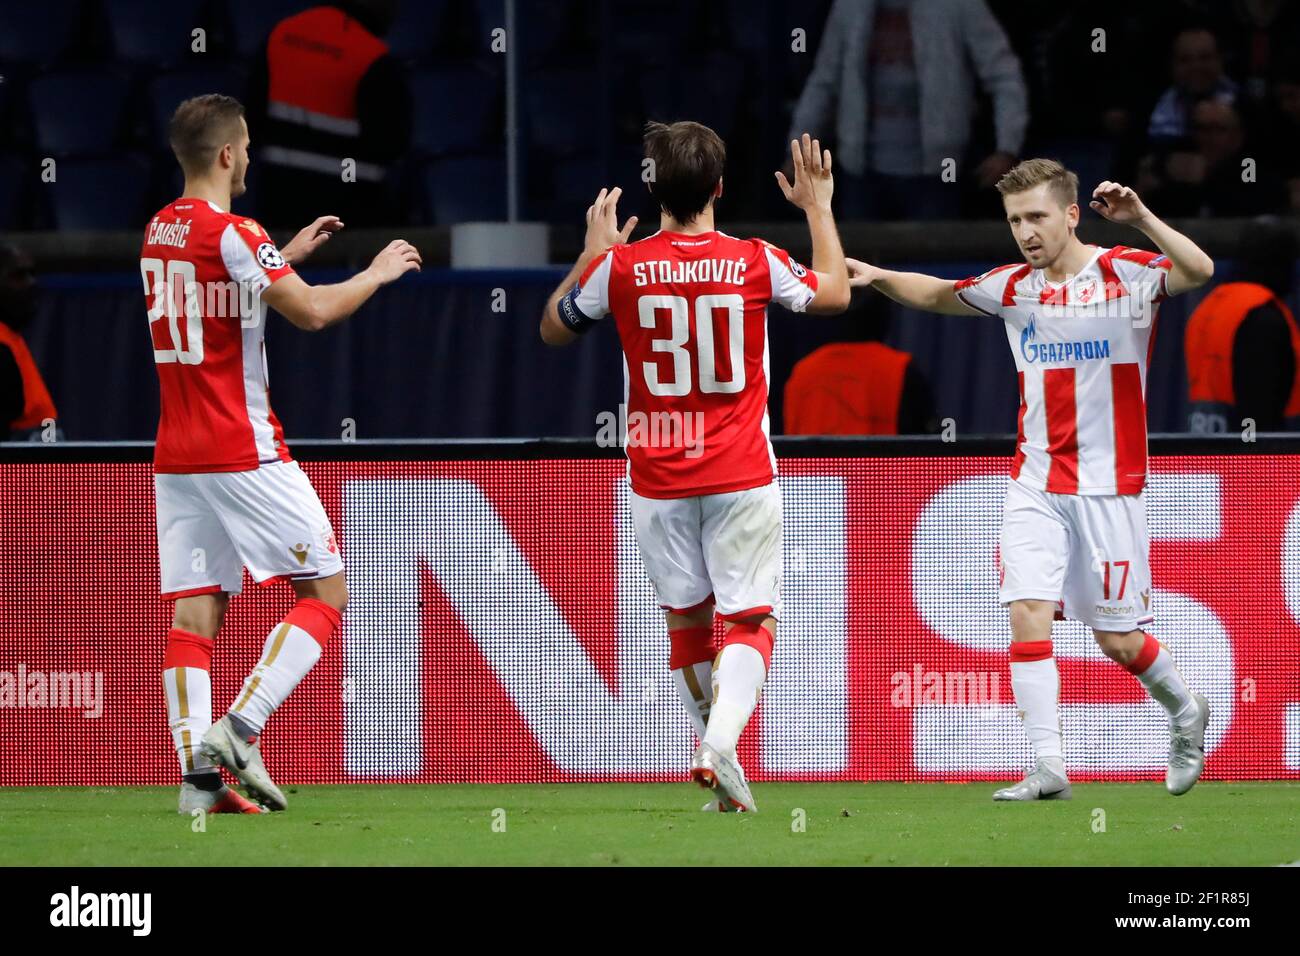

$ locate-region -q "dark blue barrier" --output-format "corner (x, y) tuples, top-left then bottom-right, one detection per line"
(22, 264), (1220, 441)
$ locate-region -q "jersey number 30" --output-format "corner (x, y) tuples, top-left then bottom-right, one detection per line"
(141, 258), (204, 365)
(639, 293), (745, 397)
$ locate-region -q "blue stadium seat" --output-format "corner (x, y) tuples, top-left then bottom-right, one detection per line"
(422, 156), (507, 224)
(0, 154), (28, 229)
(47, 156), (151, 230)
(524, 70), (598, 157)
(28, 72), (132, 155)
(384, 0), (451, 62)
(148, 68), (248, 140)
(0, 0), (80, 65)
(224, 0), (315, 58)
(409, 68), (500, 156)
(108, 0), (206, 66)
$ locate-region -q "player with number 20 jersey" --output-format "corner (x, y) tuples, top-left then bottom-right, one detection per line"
(146, 94), (420, 817)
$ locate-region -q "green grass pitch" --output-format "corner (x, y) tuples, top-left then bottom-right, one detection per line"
(2, 782), (1298, 866)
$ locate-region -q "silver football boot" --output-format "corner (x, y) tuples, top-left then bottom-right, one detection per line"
(199, 715), (287, 811)
(690, 742), (757, 812)
(1167, 693), (1210, 796)
(993, 758), (1072, 801)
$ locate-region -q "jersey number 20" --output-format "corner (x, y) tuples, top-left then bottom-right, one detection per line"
(639, 293), (745, 397)
(141, 258), (204, 365)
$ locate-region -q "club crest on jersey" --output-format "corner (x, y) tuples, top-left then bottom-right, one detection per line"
(257, 242), (286, 271)
(1076, 276), (1098, 304)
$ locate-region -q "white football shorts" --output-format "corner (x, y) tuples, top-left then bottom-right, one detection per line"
(999, 477), (1154, 631)
(630, 480), (783, 620)
(155, 459), (343, 599)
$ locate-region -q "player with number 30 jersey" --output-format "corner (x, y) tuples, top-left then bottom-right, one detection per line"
(541, 122), (850, 812)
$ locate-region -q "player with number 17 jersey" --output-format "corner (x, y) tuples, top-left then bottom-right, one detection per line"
(568, 228), (818, 498)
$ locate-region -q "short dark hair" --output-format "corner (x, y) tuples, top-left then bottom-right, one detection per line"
(643, 121), (725, 225)
(169, 94), (246, 174)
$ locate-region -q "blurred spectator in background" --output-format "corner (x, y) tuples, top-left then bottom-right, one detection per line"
(249, 0), (412, 228)
(1209, 0), (1300, 105)
(783, 292), (937, 435)
(1185, 218), (1300, 432)
(1147, 27), (1238, 142)
(1141, 99), (1287, 215)
(0, 244), (57, 441)
(788, 0), (1027, 220)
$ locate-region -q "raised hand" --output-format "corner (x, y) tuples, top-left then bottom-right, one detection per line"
(1089, 181), (1151, 224)
(584, 187), (638, 254)
(368, 239), (422, 284)
(282, 215), (344, 265)
(775, 133), (834, 213)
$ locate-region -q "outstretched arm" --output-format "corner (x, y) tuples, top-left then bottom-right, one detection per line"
(263, 239), (421, 332)
(1089, 181), (1214, 294)
(845, 258), (983, 316)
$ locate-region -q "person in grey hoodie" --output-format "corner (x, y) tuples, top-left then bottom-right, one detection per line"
(788, 0), (1028, 219)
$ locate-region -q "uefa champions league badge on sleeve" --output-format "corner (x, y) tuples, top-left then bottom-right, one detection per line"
(257, 243), (286, 271)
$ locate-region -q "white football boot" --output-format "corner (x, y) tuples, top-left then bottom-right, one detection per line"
(1167, 693), (1210, 796)
(992, 758), (1072, 801)
(199, 715), (287, 811)
(690, 742), (757, 812)
(177, 780), (264, 815)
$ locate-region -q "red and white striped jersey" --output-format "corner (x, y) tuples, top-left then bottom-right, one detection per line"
(141, 199), (296, 474)
(561, 229), (818, 498)
(954, 245), (1173, 496)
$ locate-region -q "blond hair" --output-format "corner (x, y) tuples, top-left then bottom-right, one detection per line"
(995, 158), (1079, 209)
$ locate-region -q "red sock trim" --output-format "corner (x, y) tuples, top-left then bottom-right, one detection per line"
(285, 598), (342, 648)
(722, 622), (774, 670)
(668, 626), (713, 670)
(163, 628), (214, 670)
(1009, 639), (1053, 663)
(1126, 631), (1161, 675)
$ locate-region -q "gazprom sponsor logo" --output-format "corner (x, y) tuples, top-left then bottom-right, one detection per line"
(1020, 314), (1111, 365)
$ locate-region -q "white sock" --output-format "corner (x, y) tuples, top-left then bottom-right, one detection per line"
(163, 664), (214, 775)
(1136, 645), (1198, 725)
(702, 644), (766, 756)
(229, 621), (323, 733)
(1010, 657), (1063, 763)
(672, 661), (713, 739)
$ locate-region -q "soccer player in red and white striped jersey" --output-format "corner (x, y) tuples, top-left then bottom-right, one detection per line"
(540, 124), (850, 811)
(845, 159), (1216, 800)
